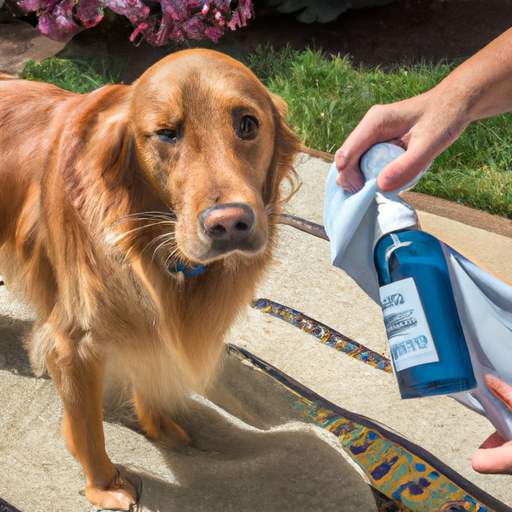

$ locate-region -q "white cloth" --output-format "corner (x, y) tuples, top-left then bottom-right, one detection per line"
(447, 248), (512, 440)
(323, 143), (423, 302)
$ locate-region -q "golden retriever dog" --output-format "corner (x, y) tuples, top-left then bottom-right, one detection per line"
(0, 49), (301, 509)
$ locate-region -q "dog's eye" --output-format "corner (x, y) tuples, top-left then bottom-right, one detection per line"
(156, 129), (178, 144)
(236, 115), (259, 139)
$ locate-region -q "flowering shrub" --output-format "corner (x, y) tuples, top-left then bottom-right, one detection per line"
(15, 0), (253, 46)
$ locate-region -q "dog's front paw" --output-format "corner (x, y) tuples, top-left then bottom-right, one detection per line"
(86, 469), (139, 511)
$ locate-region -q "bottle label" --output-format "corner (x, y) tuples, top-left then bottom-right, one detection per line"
(379, 277), (439, 372)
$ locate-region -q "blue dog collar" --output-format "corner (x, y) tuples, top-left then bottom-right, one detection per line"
(174, 261), (208, 277)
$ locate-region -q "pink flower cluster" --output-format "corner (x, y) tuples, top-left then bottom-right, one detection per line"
(17, 0), (253, 45)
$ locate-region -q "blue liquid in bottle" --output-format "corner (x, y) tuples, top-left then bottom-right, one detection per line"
(374, 230), (476, 398)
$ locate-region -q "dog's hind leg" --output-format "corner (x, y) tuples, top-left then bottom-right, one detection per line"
(46, 330), (138, 510)
(133, 388), (191, 448)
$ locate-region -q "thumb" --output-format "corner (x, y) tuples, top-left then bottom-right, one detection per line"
(376, 150), (432, 192)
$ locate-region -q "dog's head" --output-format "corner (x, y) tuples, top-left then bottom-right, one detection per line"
(122, 49), (301, 267)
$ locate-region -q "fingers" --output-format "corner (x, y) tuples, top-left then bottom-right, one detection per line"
(334, 149), (365, 193)
(472, 432), (512, 474)
(471, 375), (512, 475)
(334, 129), (373, 194)
(336, 137), (431, 194)
(485, 374), (512, 411)
(334, 102), (418, 193)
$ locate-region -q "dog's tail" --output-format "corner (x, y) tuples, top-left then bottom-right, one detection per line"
(0, 73), (15, 81)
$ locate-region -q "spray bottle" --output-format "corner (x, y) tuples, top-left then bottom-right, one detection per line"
(374, 229), (476, 398)
(356, 145), (475, 397)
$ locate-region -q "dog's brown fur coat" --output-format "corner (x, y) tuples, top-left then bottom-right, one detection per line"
(0, 49), (301, 509)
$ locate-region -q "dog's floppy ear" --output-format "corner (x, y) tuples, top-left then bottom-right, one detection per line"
(48, 85), (142, 325)
(263, 92), (303, 206)
(85, 87), (135, 185)
(60, 85), (141, 206)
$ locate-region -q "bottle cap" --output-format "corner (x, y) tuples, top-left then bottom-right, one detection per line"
(360, 143), (429, 194)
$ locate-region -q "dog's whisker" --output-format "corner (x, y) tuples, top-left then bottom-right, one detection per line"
(110, 226), (161, 246)
(162, 241), (181, 260)
(164, 246), (183, 268)
(140, 237), (166, 258)
(133, 214), (177, 224)
(112, 223), (160, 242)
(111, 219), (177, 246)
(115, 218), (176, 231)
(113, 214), (176, 234)
(152, 237), (179, 262)
(150, 232), (176, 244)
(151, 238), (173, 259)
(144, 234), (176, 261)
(119, 211), (176, 221)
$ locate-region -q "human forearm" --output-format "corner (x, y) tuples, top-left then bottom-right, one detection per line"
(434, 27), (512, 124)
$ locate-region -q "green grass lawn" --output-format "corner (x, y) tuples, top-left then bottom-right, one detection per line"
(21, 57), (123, 94)
(21, 48), (512, 219)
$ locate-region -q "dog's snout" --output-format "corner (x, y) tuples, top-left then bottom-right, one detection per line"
(193, 202), (267, 260)
(201, 203), (255, 241)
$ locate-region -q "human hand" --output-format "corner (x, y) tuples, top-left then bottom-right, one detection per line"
(471, 375), (512, 475)
(334, 90), (467, 194)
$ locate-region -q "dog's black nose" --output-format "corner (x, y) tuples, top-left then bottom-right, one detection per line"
(200, 203), (255, 242)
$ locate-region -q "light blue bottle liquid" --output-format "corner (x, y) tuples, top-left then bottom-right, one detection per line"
(374, 230), (477, 398)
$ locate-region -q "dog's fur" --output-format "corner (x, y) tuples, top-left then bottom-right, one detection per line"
(0, 49), (301, 509)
